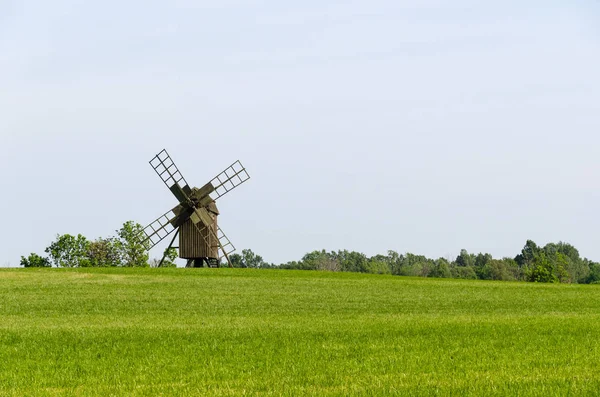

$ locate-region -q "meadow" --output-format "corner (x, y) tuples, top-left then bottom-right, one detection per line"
(1, 268), (600, 396)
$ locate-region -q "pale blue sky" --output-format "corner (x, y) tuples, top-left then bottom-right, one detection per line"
(1, 1), (599, 266)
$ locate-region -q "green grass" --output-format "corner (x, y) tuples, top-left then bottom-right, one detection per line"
(1, 268), (600, 396)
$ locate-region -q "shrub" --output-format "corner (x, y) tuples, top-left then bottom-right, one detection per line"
(20, 253), (51, 268)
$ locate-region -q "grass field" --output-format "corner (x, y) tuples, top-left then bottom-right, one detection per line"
(1, 268), (600, 396)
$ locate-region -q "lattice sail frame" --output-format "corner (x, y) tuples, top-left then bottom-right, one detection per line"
(208, 160), (250, 200)
(139, 209), (176, 250)
(216, 226), (236, 259)
(149, 149), (190, 193)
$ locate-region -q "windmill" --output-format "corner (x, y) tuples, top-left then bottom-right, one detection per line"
(139, 149), (250, 267)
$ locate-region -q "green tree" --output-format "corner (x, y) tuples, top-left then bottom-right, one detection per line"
(501, 257), (524, 281)
(479, 259), (515, 281)
(455, 249), (475, 268)
(386, 250), (403, 275)
(526, 253), (555, 283)
(515, 240), (540, 267)
(313, 251), (340, 272)
(45, 234), (91, 267)
(337, 250), (369, 273)
(526, 252), (568, 283)
(451, 265), (477, 279)
(20, 253), (51, 268)
(159, 247), (178, 268)
(301, 250), (331, 271)
(429, 258), (452, 278)
(586, 261), (600, 284)
(393, 253), (432, 277)
(473, 253), (493, 279)
(366, 259), (391, 274)
(554, 253), (571, 283)
(88, 237), (121, 267)
(279, 260), (304, 270)
(229, 253), (243, 268)
(547, 242), (588, 283)
(116, 221), (149, 267)
(538, 242), (586, 283)
(242, 249), (262, 268)
(233, 249), (269, 268)
(302, 250), (341, 272)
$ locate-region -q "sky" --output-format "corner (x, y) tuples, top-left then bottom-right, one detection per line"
(1, 0), (599, 266)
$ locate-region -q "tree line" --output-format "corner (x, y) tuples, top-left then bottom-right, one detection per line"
(230, 240), (600, 284)
(20, 222), (600, 284)
(19, 221), (177, 268)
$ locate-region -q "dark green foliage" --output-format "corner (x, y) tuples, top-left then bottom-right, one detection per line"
(87, 237), (121, 267)
(338, 250), (369, 273)
(149, 247), (178, 268)
(474, 253), (493, 268)
(515, 240), (540, 266)
(19, 253), (51, 268)
(451, 265), (478, 279)
(294, 250), (373, 272)
(24, 225), (598, 285)
(395, 253), (435, 277)
(279, 260), (310, 270)
(230, 249), (271, 268)
(299, 250), (330, 271)
(479, 259), (516, 281)
(29, 221), (150, 268)
(514, 241), (580, 283)
(473, 253), (493, 278)
(116, 221), (149, 267)
(526, 253), (556, 283)
(429, 258), (452, 278)
(525, 252), (569, 283)
(160, 247), (178, 268)
(270, 241), (598, 285)
(586, 261), (600, 284)
(455, 249), (475, 267)
(45, 234), (91, 267)
(365, 260), (391, 275)
(544, 242), (589, 283)
(229, 253), (242, 268)
(385, 250), (403, 275)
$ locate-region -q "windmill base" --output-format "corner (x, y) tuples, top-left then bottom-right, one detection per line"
(185, 258), (220, 268)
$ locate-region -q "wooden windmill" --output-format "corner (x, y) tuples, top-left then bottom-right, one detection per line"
(139, 149), (250, 267)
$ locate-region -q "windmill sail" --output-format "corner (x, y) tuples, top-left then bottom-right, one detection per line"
(150, 149), (191, 203)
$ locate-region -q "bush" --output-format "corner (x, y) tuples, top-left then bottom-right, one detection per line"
(20, 253), (51, 268)
(451, 266), (477, 280)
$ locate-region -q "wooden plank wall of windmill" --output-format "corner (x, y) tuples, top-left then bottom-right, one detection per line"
(179, 217), (219, 259)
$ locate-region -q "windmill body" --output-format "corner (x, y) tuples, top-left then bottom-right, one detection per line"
(178, 200), (219, 263)
(139, 149), (250, 267)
